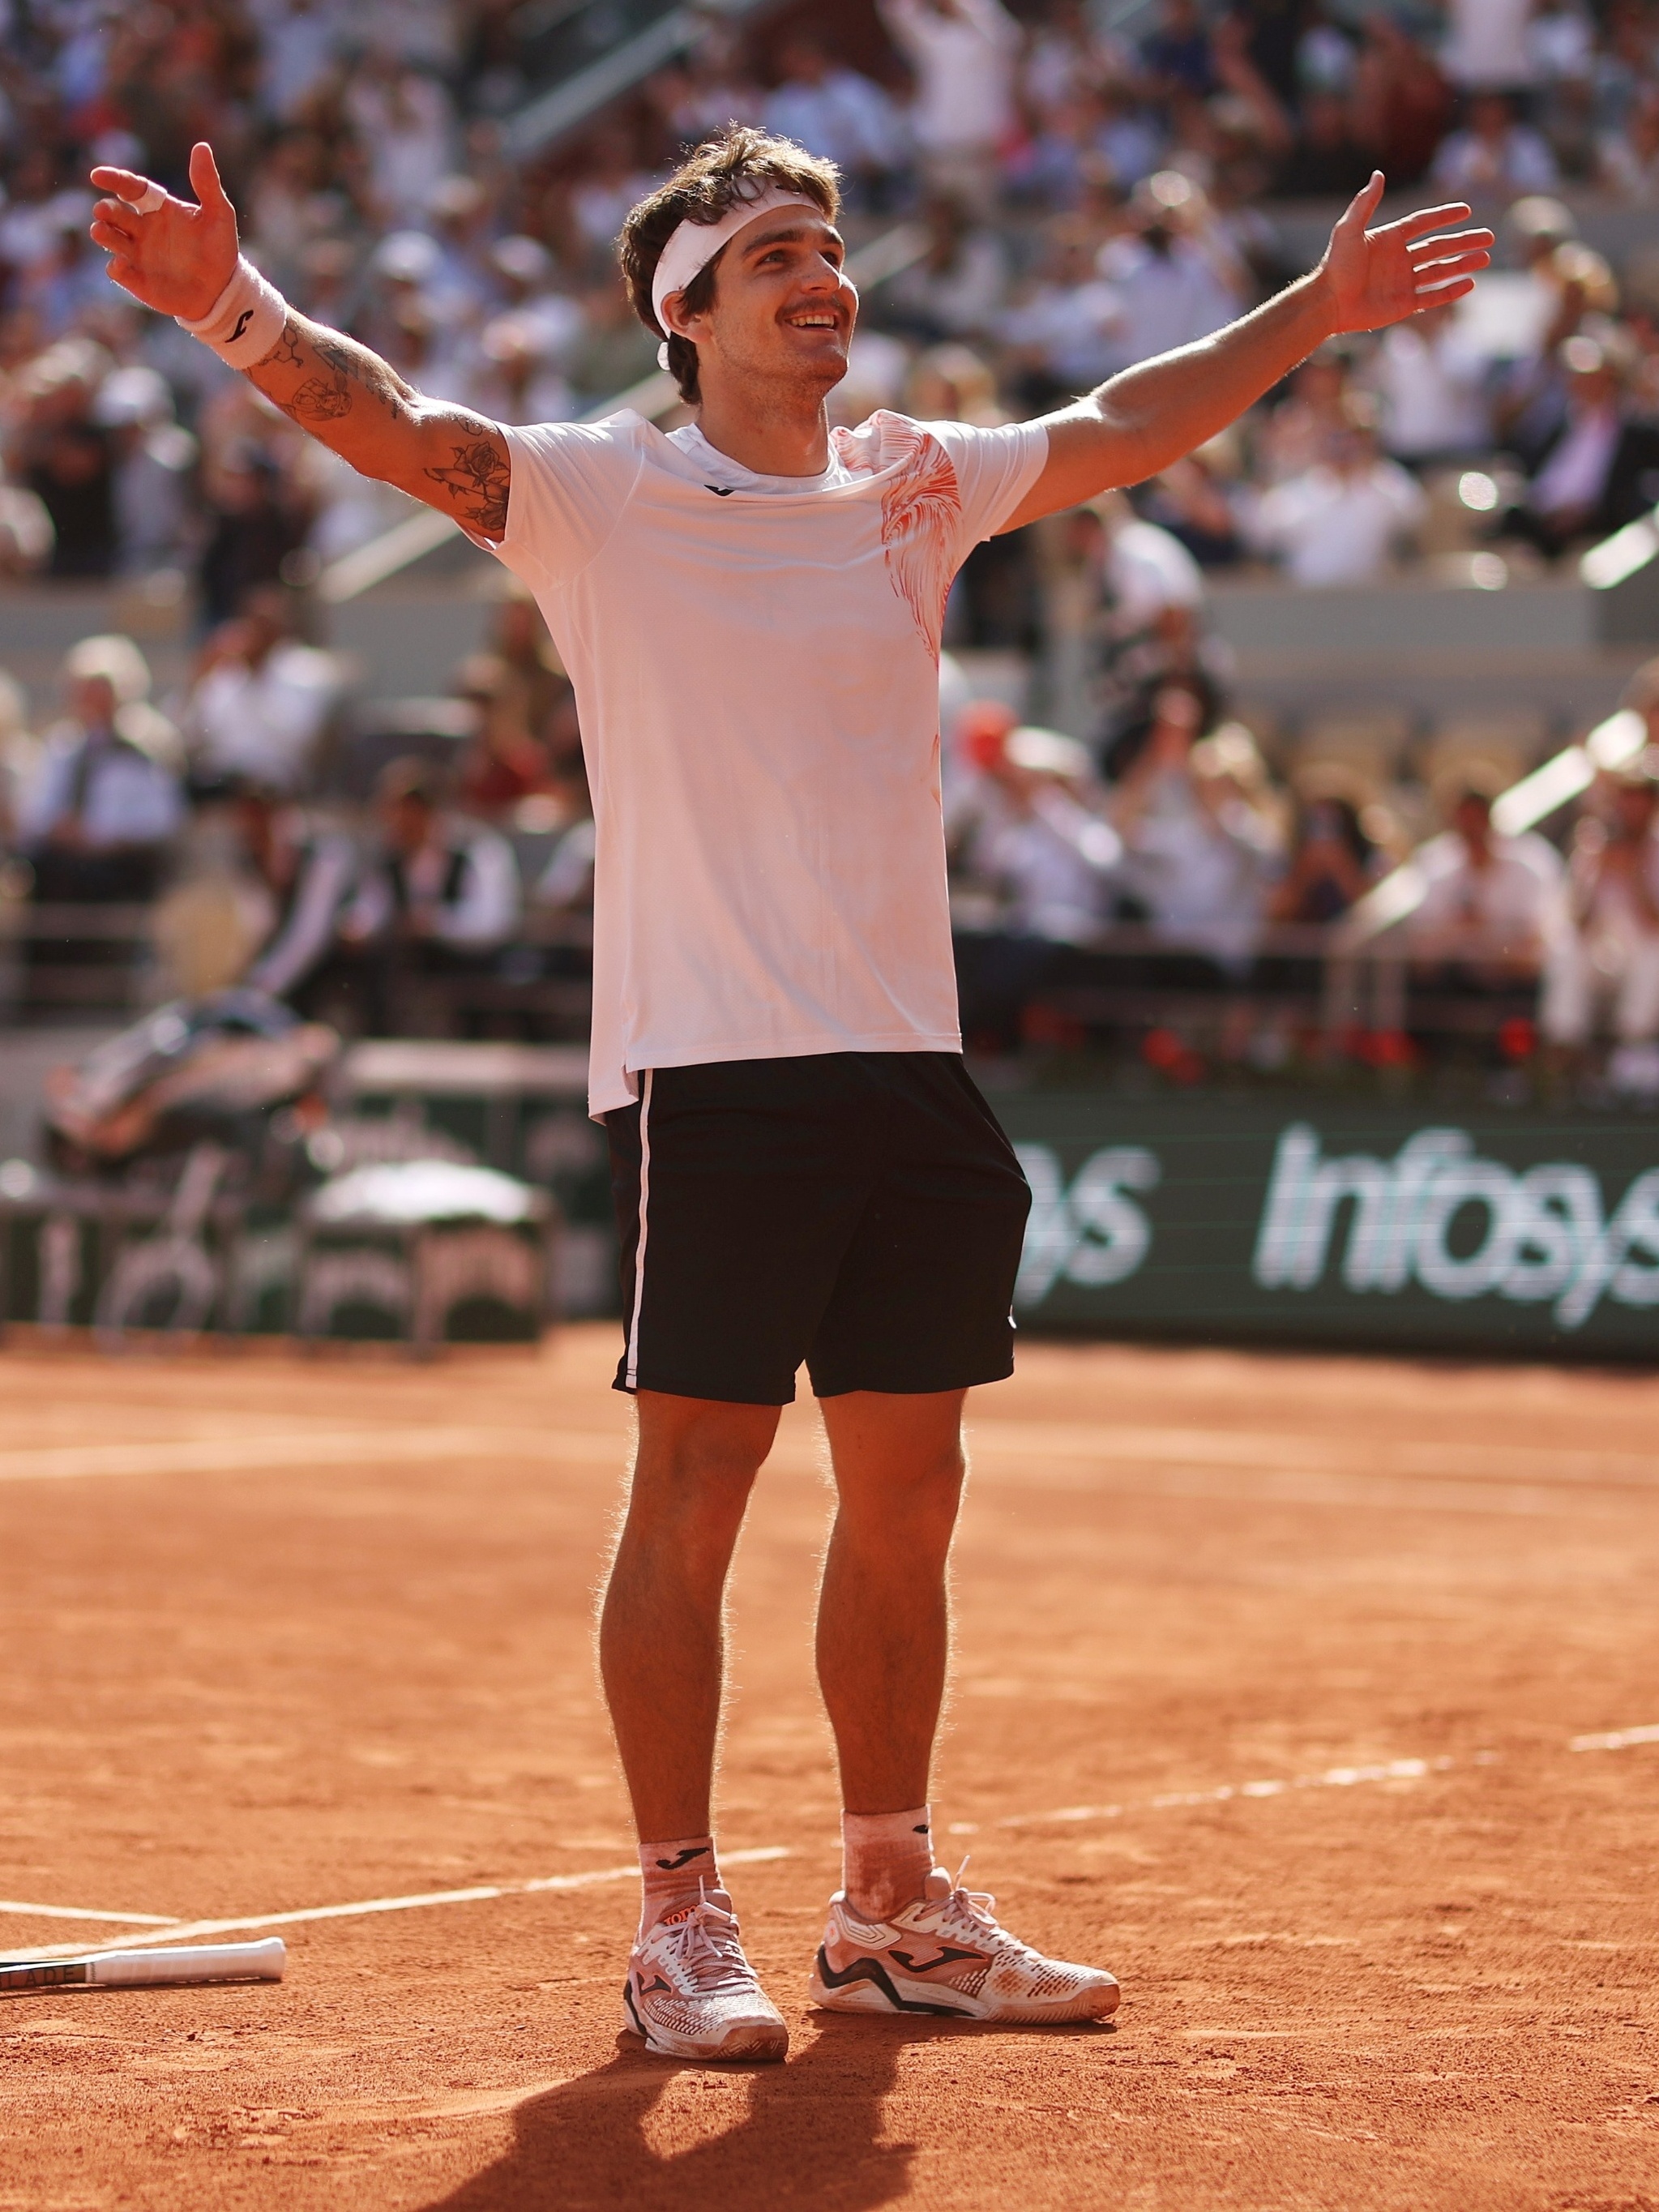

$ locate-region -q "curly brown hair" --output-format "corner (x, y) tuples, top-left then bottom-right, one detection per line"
(619, 126), (841, 405)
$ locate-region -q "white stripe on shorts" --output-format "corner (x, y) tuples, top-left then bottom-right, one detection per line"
(624, 1069), (653, 1391)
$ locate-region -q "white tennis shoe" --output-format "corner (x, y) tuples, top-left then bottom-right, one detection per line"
(809, 1868), (1120, 2023)
(622, 1889), (789, 2062)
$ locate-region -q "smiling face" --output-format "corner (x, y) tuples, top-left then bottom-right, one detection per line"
(661, 209), (857, 409)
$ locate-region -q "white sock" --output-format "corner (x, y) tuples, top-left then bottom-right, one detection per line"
(637, 1833), (718, 1932)
(841, 1805), (934, 1923)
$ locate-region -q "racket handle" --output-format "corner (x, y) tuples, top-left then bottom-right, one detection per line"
(87, 1938), (287, 1987)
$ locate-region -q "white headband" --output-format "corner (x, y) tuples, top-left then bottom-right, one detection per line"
(650, 188), (822, 370)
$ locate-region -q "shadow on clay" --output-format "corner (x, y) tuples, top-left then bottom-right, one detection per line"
(419, 2012), (1116, 2211)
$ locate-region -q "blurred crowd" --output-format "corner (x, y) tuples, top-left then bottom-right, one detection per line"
(939, 651), (1659, 1098)
(6, 0), (1659, 585)
(2, 0), (1659, 1087)
(0, 580), (597, 1033)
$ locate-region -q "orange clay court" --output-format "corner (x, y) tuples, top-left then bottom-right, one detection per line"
(2, 1325), (1657, 2212)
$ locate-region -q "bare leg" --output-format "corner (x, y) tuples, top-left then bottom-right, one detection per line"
(599, 1390), (780, 1839)
(815, 1389), (968, 1816)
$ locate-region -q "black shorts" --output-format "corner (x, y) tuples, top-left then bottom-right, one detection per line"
(605, 1051), (1032, 1405)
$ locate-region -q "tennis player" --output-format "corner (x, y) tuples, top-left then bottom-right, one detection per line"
(91, 129), (1490, 2064)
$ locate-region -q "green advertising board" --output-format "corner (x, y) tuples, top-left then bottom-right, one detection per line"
(996, 1093), (1659, 1361)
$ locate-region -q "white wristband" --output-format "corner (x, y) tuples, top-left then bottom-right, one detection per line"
(177, 258), (288, 371)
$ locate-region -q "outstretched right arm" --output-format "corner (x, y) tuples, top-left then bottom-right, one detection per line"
(89, 142), (511, 542)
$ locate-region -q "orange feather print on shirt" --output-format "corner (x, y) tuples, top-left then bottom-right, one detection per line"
(832, 412), (962, 658)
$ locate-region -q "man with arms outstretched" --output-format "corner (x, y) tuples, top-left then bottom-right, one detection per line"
(91, 131), (1490, 2062)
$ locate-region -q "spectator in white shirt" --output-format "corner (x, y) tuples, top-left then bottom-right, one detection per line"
(1001, 229), (1126, 406)
(1597, 79), (1659, 202)
(1409, 784), (1567, 989)
(1440, 0), (1536, 90)
(344, 53), (456, 226)
(763, 36), (906, 206)
(879, 0), (1020, 208)
(1430, 91), (1559, 197)
(1542, 774), (1659, 1049)
(92, 364), (199, 575)
(19, 635), (184, 900)
(1368, 299), (1492, 463)
(489, 235), (586, 373)
(1099, 498), (1206, 635)
(257, 0), (345, 122)
(1096, 173), (1243, 374)
(883, 197), (1011, 343)
(1247, 400), (1427, 588)
(1529, 0), (1595, 86)
(1112, 683), (1272, 968)
(970, 725), (1124, 944)
(343, 755), (521, 1030)
(950, 718), (1123, 1049)
(183, 588), (341, 796)
(1068, 496), (1216, 761)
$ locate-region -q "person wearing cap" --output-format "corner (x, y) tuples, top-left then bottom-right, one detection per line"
(88, 119), (1490, 2062)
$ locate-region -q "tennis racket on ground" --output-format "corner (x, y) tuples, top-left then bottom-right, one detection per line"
(0, 1937), (285, 1992)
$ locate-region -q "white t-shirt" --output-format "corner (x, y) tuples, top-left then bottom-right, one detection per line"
(488, 408), (1048, 1115)
(1249, 460), (1426, 588)
(185, 643), (340, 794)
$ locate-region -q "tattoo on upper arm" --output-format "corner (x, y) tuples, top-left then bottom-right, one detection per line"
(421, 425), (511, 537)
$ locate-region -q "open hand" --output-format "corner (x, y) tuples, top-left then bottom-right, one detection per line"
(88, 142), (239, 321)
(1319, 173), (1494, 336)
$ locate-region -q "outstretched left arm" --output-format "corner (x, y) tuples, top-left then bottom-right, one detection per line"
(1002, 174), (1492, 531)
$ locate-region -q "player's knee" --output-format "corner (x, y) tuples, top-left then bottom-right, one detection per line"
(630, 1430), (764, 1550)
(845, 1438), (965, 1537)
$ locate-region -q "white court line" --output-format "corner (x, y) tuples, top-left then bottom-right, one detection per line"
(989, 1756), (1462, 1831)
(0, 1846), (789, 1966)
(973, 1463), (1643, 1521)
(0, 1429), (625, 1485)
(965, 1422), (1659, 1491)
(6, 1422), (1653, 1503)
(994, 1718), (1659, 1833)
(0, 1898), (177, 1926)
(8, 1724), (1658, 1968)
